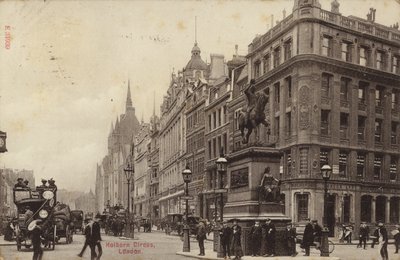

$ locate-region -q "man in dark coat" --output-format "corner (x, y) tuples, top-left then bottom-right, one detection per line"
(283, 223), (297, 257)
(219, 221), (232, 259)
(249, 220), (262, 256)
(358, 222), (369, 249)
(394, 224), (400, 254)
(302, 218), (314, 256)
(377, 222), (388, 260)
(231, 220), (243, 260)
(312, 220), (323, 249)
(31, 220), (43, 260)
(264, 218), (276, 257)
(78, 218), (94, 258)
(92, 217), (102, 259)
(196, 219), (207, 256)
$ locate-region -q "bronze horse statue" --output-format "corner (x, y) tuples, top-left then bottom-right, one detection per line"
(238, 84), (270, 144)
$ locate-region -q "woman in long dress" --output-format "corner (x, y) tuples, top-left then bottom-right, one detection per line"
(230, 220), (243, 260)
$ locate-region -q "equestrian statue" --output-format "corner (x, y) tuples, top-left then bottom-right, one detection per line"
(238, 79), (270, 144)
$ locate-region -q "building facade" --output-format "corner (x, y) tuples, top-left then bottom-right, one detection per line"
(239, 0), (400, 237)
(158, 71), (187, 218)
(95, 82), (141, 212)
(133, 123), (151, 217)
(148, 107), (160, 220)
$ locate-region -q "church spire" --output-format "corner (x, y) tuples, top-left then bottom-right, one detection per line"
(126, 79), (133, 111)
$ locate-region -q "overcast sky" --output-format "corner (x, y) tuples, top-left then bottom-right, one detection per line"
(0, 0), (399, 192)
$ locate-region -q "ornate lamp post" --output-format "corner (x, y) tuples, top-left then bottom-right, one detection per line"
(182, 165), (192, 252)
(123, 157), (135, 239)
(215, 149), (228, 257)
(320, 164), (332, 257)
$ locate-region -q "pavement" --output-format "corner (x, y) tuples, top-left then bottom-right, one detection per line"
(177, 250), (341, 260)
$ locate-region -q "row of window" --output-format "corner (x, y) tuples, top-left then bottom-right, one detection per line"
(321, 111), (399, 144)
(187, 108), (204, 132)
(186, 157), (204, 177)
(207, 105), (227, 132)
(253, 39), (292, 78)
(187, 131), (204, 154)
(321, 73), (400, 110)
(322, 35), (400, 74)
(285, 149), (398, 180)
(207, 133), (228, 160)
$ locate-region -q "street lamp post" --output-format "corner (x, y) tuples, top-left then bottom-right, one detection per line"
(320, 164), (332, 257)
(215, 149), (228, 258)
(124, 158), (135, 239)
(182, 165), (192, 252)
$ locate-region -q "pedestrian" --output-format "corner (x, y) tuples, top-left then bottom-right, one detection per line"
(260, 221), (268, 256)
(230, 219), (243, 260)
(358, 222), (369, 249)
(249, 220), (262, 256)
(219, 221), (232, 259)
(312, 220), (323, 249)
(371, 225), (379, 248)
(284, 223), (297, 257)
(196, 219), (206, 256)
(393, 224), (400, 254)
(377, 221), (388, 260)
(301, 218), (314, 256)
(92, 216), (103, 260)
(78, 218), (93, 258)
(264, 218), (276, 257)
(29, 219), (43, 260)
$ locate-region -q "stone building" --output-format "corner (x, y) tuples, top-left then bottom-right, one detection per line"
(133, 123), (151, 217)
(201, 47), (246, 220)
(75, 190), (96, 214)
(148, 100), (161, 220)
(228, 0), (400, 238)
(95, 82), (141, 212)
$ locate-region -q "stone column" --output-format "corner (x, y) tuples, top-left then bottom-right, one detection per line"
(371, 197), (376, 223)
(386, 197), (390, 224)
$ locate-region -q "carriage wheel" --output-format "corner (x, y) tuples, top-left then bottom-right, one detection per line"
(51, 225), (56, 250)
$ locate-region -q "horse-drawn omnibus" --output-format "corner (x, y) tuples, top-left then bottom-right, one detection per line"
(13, 185), (57, 251)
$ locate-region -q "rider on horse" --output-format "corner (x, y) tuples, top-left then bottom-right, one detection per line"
(244, 79), (258, 124)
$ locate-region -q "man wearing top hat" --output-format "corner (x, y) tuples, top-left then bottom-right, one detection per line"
(264, 218), (276, 257)
(302, 218), (314, 256)
(358, 222), (369, 249)
(196, 219), (207, 256)
(78, 218), (94, 258)
(219, 221), (232, 259)
(283, 223), (297, 257)
(250, 220), (262, 256)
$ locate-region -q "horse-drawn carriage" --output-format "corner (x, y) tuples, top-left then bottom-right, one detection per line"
(13, 185), (57, 251)
(52, 203), (73, 244)
(71, 210), (84, 234)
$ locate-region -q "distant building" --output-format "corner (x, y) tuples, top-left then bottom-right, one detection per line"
(148, 102), (160, 220)
(95, 82), (141, 212)
(75, 190), (96, 214)
(133, 123), (151, 217)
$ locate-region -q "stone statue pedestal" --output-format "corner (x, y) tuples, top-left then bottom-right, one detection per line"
(224, 147), (291, 256)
